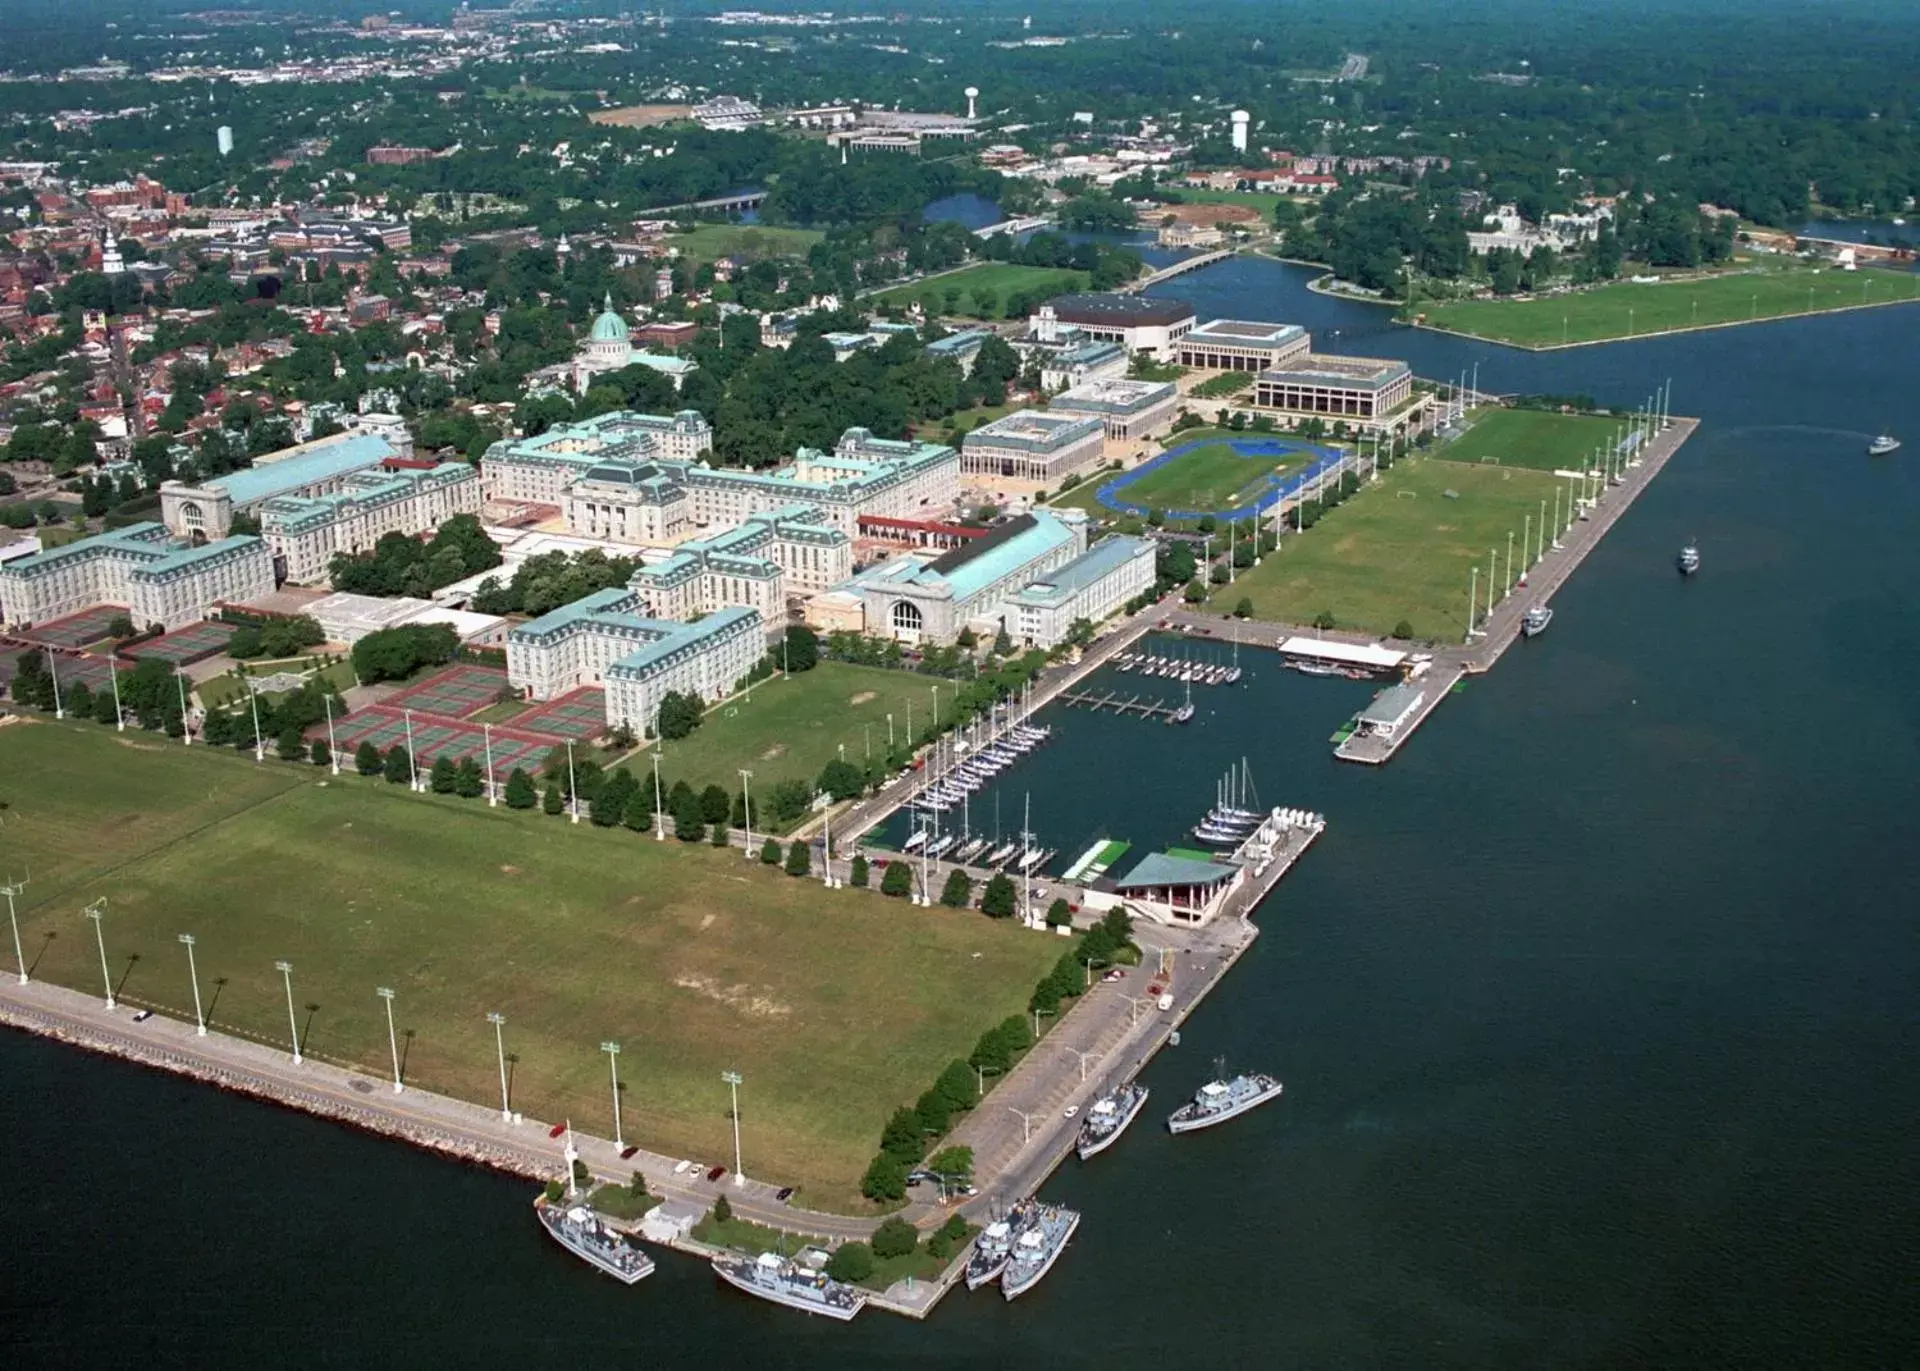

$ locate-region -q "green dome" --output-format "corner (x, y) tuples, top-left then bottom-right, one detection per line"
(589, 293), (629, 343)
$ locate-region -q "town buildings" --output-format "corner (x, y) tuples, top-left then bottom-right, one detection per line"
(1047, 377), (1181, 442)
(960, 410), (1106, 484)
(0, 523), (273, 632)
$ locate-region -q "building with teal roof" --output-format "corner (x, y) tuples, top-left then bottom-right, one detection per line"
(157, 423), (410, 542)
(0, 522), (274, 632)
(848, 507), (1087, 645)
(258, 461), (482, 584)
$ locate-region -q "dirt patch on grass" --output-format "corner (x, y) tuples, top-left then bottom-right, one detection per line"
(1156, 201), (1264, 228)
(500, 864), (521, 876)
(759, 743), (787, 760)
(673, 972), (792, 1018)
(589, 103), (693, 127)
(849, 691), (877, 705)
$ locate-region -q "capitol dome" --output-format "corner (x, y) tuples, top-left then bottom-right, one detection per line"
(589, 293), (630, 343)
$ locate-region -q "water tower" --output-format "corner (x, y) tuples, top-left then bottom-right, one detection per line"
(1230, 110), (1250, 154)
(965, 86), (979, 120)
(217, 124), (234, 157)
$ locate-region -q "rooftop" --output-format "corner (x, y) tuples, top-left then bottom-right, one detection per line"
(203, 432), (396, 507)
(1259, 353), (1411, 390)
(1358, 682), (1426, 727)
(1042, 292), (1196, 328)
(1009, 535), (1154, 607)
(964, 409), (1104, 452)
(1114, 851), (1241, 889)
(1050, 377), (1179, 415)
(1185, 318), (1307, 348)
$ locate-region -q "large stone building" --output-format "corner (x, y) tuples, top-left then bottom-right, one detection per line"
(0, 523), (273, 632)
(481, 410), (715, 507)
(557, 456), (693, 546)
(849, 508), (1088, 645)
(158, 423), (410, 543)
(1028, 293), (1196, 361)
(570, 295), (699, 394)
(1176, 318), (1311, 373)
(259, 461), (482, 584)
(1005, 534), (1158, 648)
(505, 587), (764, 737)
(483, 417), (957, 541)
(960, 410), (1106, 484)
(628, 504), (851, 622)
(1047, 378), (1182, 443)
(1252, 355), (1414, 422)
(1038, 339), (1128, 392)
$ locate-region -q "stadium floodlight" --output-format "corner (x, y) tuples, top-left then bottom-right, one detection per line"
(738, 769), (753, 860)
(488, 1012), (512, 1121)
(275, 960), (301, 1063)
(3, 876), (26, 985)
(179, 934), (205, 1035)
(377, 988), (402, 1092)
(84, 899), (113, 1009)
(602, 1041), (623, 1149)
(722, 1071), (744, 1185)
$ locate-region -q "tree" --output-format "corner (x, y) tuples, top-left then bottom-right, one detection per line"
(1392, 619), (1415, 640)
(310, 738), (332, 768)
(1045, 897), (1073, 929)
(817, 758), (864, 802)
(761, 837), (781, 864)
(826, 1240), (876, 1282)
(784, 840), (811, 877)
(543, 779), (565, 815)
(699, 783), (731, 825)
(781, 625), (819, 673)
(940, 869), (973, 908)
(712, 1193), (733, 1224)
(1234, 597), (1254, 619)
(624, 785), (654, 830)
(1311, 610), (1337, 631)
(849, 854), (870, 888)
(383, 744), (413, 785)
(505, 767), (537, 809)
(355, 740), (383, 776)
(871, 1216), (918, 1260)
(655, 689), (704, 740)
(276, 726), (307, 762)
(928, 1212), (970, 1260)
(65, 681), (93, 718)
(860, 1148), (908, 1202)
(92, 688), (120, 725)
(980, 873), (1017, 918)
(710, 818), (731, 847)
(881, 860), (914, 898)
(454, 756), (485, 798)
(674, 793), (705, 842)
(628, 1170), (650, 1199)
(926, 1145), (974, 1187)
(429, 754), (458, 793)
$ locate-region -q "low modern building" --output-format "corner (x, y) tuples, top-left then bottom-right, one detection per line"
(848, 508), (1088, 645)
(1110, 851), (1247, 927)
(504, 587), (765, 736)
(1176, 319), (1311, 373)
(1005, 534), (1157, 647)
(159, 426), (409, 543)
(258, 461), (482, 584)
(1038, 339), (1128, 392)
(1252, 354), (1414, 421)
(480, 411), (715, 505)
(627, 504), (851, 622)
(925, 327), (994, 376)
(303, 590), (507, 646)
(1048, 377), (1182, 442)
(1030, 293), (1196, 361)
(960, 410), (1106, 484)
(0, 523), (273, 632)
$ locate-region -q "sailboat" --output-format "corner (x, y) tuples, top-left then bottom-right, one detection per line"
(1224, 639), (1243, 685)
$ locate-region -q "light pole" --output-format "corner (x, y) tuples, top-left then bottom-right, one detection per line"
(722, 1070), (744, 1185)
(488, 1011), (512, 1121)
(248, 682), (264, 761)
(403, 709), (420, 790)
(483, 722), (496, 805)
(179, 934), (205, 1035)
(177, 672), (193, 745)
(738, 768), (753, 858)
(84, 899), (113, 1009)
(275, 960), (301, 1063)
(1465, 565), (1478, 643)
(603, 1041), (624, 1150)
(2, 876), (26, 985)
(377, 987), (402, 1091)
(1062, 1044), (1096, 1083)
(565, 740), (579, 823)
(47, 648), (63, 719)
(1008, 1106), (1036, 1145)
(109, 661), (124, 732)
(651, 750), (665, 841)
(324, 692), (338, 772)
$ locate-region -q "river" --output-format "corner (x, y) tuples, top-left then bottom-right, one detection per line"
(5, 254), (1920, 1367)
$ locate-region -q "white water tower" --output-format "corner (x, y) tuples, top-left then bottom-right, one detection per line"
(217, 124), (233, 157)
(965, 86), (979, 120)
(1230, 110), (1250, 154)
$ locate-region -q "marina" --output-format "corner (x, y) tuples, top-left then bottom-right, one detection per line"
(1052, 687), (1191, 723)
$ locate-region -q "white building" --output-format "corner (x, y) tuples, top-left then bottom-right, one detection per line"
(159, 426), (409, 543)
(481, 411), (714, 505)
(1176, 319), (1311, 373)
(627, 504), (850, 623)
(558, 456), (692, 546)
(1005, 535), (1158, 647)
(1039, 339), (1128, 392)
(1028, 293), (1196, 362)
(0, 523), (273, 632)
(960, 410), (1106, 484)
(258, 462), (482, 584)
(1048, 378), (1182, 442)
(505, 587), (766, 736)
(847, 508), (1088, 645)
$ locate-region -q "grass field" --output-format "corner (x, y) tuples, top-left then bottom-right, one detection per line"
(669, 224), (824, 267)
(655, 662), (933, 803)
(1171, 187), (1287, 216)
(1230, 457), (1562, 640)
(1441, 408), (1629, 472)
(198, 660), (356, 710)
(0, 723), (1060, 1208)
(873, 263), (1089, 319)
(1418, 263), (1920, 347)
(1110, 436), (1297, 512)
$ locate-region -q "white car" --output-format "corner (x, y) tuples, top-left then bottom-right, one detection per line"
(1063, 1105), (1078, 1119)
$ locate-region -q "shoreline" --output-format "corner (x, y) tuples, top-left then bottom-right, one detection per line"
(1407, 291), (1920, 352)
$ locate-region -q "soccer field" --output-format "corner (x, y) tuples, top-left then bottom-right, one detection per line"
(653, 661), (933, 805)
(1114, 435), (1297, 512)
(1442, 408), (1632, 472)
(873, 263), (1090, 319)
(1231, 457), (1562, 640)
(1419, 264), (1920, 347)
(0, 723), (1059, 1208)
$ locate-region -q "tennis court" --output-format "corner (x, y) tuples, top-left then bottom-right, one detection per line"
(515, 688), (607, 741)
(20, 605), (127, 648)
(383, 664), (514, 719)
(46, 654), (123, 697)
(122, 620), (235, 665)
(324, 705), (557, 776)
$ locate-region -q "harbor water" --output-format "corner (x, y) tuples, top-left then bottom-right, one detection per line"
(6, 257), (1920, 1367)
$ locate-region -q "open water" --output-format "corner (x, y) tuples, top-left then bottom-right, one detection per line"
(6, 259), (1920, 1367)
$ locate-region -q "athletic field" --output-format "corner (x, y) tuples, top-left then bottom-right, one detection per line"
(1442, 409), (1633, 472)
(1419, 263), (1920, 348)
(873, 263), (1090, 320)
(1073, 431), (1345, 522)
(0, 723), (1059, 1207)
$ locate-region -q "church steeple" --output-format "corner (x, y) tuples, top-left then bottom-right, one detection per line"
(101, 227), (124, 276)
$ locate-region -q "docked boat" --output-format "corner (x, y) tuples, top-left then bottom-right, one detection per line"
(1001, 1204), (1081, 1300)
(1077, 1081), (1150, 1161)
(1868, 433), (1901, 456)
(1677, 543), (1700, 576)
(965, 1208), (1025, 1289)
(1291, 659), (1341, 677)
(1167, 1060), (1284, 1134)
(712, 1248), (867, 1321)
(1522, 605), (1553, 637)
(534, 1196), (656, 1285)
(985, 842), (1018, 867)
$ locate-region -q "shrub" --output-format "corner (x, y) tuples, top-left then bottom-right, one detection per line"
(712, 1193), (733, 1224)
(940, 869), (973, 908)
(979, 872), (1016, 918)
(826, 1241), (875, 1283)
(860, 1153), (907, 1203)
(871, 1216), (919, 1260)
(784, 840), (811, 877)
(355, 740), (382, 776)
(1392, 619), (1415, 640)
(880, 861), (914, 898)
(760, 837), (781, 865)
(849, 854), (870, 888)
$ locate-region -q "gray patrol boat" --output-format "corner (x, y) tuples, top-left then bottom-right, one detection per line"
(534, 1125), (655, 1284)
(712, 1247), (867, 1321)
(1001, 1203), (1080, 1300)
(1077, 1081), (1150, 1160)
(1167, 1059), (1284, 1134)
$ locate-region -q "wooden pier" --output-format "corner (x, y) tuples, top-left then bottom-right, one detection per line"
(1055, 688), (1183, 721)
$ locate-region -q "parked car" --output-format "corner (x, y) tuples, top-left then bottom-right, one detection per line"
(131, 1009), (153, 1023)
(775, 1186), (795, 1202)
(1102, 968), (1126, 983)
(619, 1145), (639, 1160)
(706, 1165), (728, 1182)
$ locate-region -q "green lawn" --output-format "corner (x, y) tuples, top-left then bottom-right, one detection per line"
(468, 699), (530, 725)
(1113, 436), (1297, 514)
(0, 722), (1060, 1208)
(1171, 187), (1287, 216)
(198, 660), (356, 710)
(1229, 457), (1563, 640)
(874, 263), (1090, 319)
(654, 661), (937, 804)
(587, 1185), (663, 1221)
(1440, 408), (1629, 472)
(1418, 263), (1920, 347)
(670, 224), (824, 268)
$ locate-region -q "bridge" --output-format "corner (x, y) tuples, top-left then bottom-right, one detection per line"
(973, 216), (1053, 239)
(632, 187), (769, 217)
(1123, 248), (1235, 292)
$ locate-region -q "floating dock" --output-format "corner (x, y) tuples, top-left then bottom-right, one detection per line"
(1054, 689), (1186, 722)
